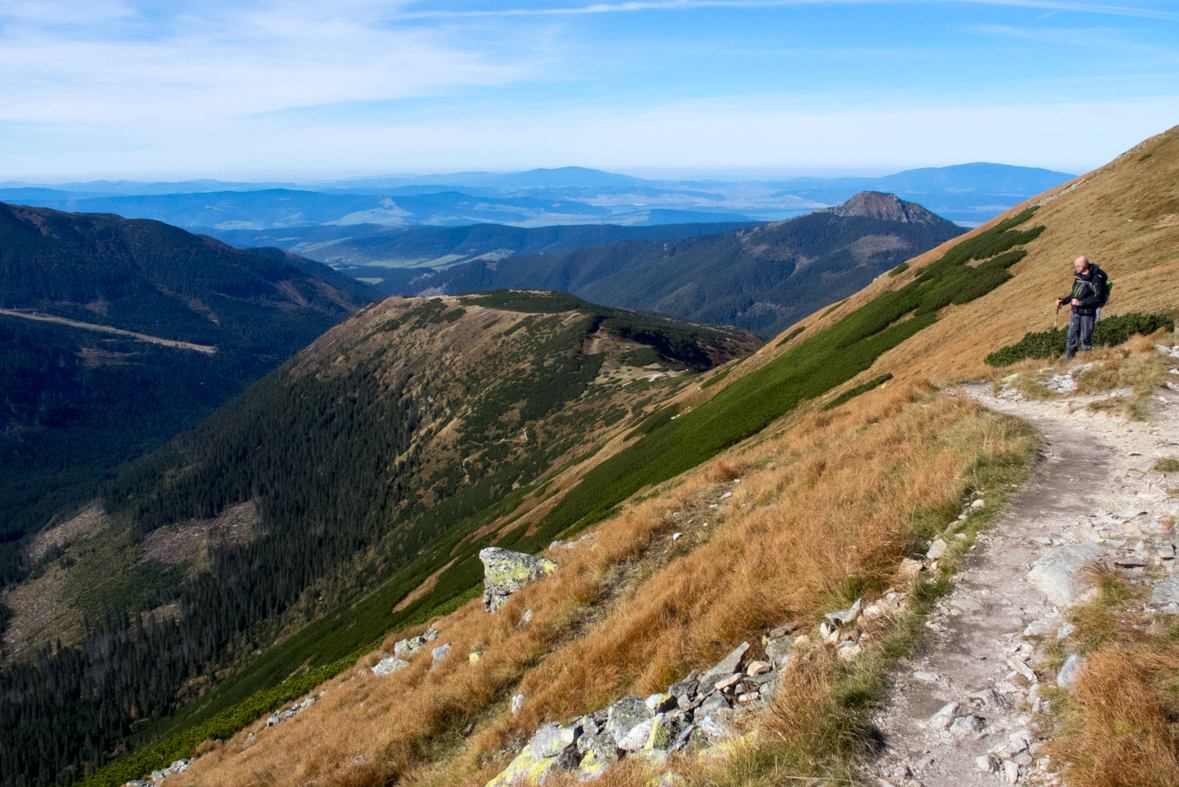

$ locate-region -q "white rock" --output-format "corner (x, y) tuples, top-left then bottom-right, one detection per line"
(926, 539), (949, 560)
(1028, 544), (1105, 606)
(1004, 759), (1020, 783)
(930, 701), (960, 729)
(1057, 654), (1086, 693)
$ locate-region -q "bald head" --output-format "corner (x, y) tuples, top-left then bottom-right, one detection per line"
(1074, 256), (1090, 274)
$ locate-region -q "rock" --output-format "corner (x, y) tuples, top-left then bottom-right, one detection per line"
(977, 754), (1000, 773)
(837, 642), (862, 661)
(971, 499), (985, 509)
(511, 694), (525, 715)
(618, 717), (655, 751)
(1151, 576), (1179, 606)
(697, 708), (735, 742)
(1057, 654), (1086, 693)
(702, 642), (750, 678)
(431, 643), (451, 668)
(529, 723), (578, 758)
(648, 774), (687, 787)
(646, 693), (677, 713)
(1003, 760), (1020, 784)
(950, 714), (985, 734)
(698, 692), (731, 713)
(1047, 374), (1077, 393)
(712, 673), (741, 693)
(746, 660), (771, 676)
(606, 696), (654, 745)
(485, 743), (569, 787)
(643, 714), (685, 751)
(898, 558), (925, 582)
(824, 598), (862, 627)
(926, 539), (949, 560)
(1028, 544), (1105, 606)
(913, 671), (939, 683)
(1007, 658), (1036, 682)
(394, 627), (440, 658)
(577, 728), (618, 767)
(930, 702), (960, 730)
(479, 547), (558, 612)
(373, 655), (410, 676)
(470, 651), (482, 663)
(267, 714), (280, 727)
(1057, 621), (1076, 639)
(1022, 620), (1055, 637)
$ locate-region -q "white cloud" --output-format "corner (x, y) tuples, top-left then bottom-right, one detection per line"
(397, 0), (1179, 22)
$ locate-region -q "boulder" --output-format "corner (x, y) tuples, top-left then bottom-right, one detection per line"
(697, 708), (735, 742)
(702, 642), (750, 679)
(617, 718), (656, 752)
(529, 723), (578, 758)
(373, 655), (410, 676)
(606, 696), (653, 745)
(1028, 544), (1104, 606)
(484, 743), (566, 787)
(479, 547), (558, 612)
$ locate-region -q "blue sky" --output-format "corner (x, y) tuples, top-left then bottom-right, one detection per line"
(1, 0), (1177, 180)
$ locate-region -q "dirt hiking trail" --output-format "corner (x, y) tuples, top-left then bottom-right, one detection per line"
(866, 372), (1179, 787)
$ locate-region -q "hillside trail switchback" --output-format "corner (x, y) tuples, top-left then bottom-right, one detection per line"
(866, 372), (1179, 787)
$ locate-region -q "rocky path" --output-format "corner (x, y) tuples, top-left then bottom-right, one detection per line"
(868, 368), (1179, 787)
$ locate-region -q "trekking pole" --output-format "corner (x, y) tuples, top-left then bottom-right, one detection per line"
(1053, 302), (1062, 331)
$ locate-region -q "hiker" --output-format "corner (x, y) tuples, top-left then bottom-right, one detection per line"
(1055, 255), (1108, 362)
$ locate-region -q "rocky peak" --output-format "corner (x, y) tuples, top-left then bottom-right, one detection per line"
(825, 191), (943, 225)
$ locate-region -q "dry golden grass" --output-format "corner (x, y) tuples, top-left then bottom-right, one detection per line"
(171, 381), (1036, 787)
(1042, 567), (1179, 787)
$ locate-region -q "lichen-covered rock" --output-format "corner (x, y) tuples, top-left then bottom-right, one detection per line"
(484, 744), (564, 787)
(479, 547), (558, 612)
(643, 713), (685, 751)
(529, 723), (578, 758)
(606, 695), (654, 746)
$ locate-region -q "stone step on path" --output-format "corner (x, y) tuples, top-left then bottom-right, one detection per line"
(867, 375), (1179, 787)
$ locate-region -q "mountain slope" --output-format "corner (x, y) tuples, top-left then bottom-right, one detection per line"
(0, 202), (379, 585)
(399, 192), (965, 336)
(0, 292), (756, 787)
(100, 128), (1179, 787)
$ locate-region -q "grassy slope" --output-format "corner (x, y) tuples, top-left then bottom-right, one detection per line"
(88, 124), (1179, 787)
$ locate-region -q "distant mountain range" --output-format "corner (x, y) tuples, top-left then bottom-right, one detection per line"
(0, 202), (379, 581)
(1, 162), (1076, 230)
(208, 220), (759, 287)
(389, 192), (966, 337)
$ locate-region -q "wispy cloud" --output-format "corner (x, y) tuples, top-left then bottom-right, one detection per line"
(397, 0), (1179, 22)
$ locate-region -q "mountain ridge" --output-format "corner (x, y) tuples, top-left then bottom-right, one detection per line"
(394, 192), (965, 337)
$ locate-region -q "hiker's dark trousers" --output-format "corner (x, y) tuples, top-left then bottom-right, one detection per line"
(1066, 312), (1095, 359)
